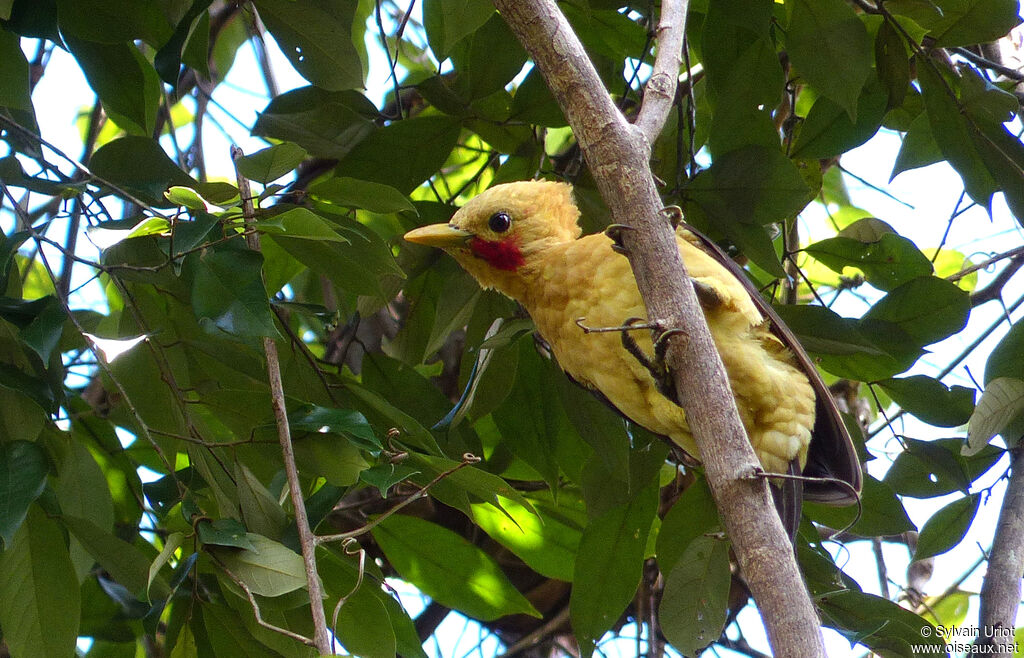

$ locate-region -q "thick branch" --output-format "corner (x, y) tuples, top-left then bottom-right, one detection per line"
(492, 1), (826, 655)
(978, 448), (1024, 656)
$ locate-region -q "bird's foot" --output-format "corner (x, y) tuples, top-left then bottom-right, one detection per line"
(661, 205), (683, 229)
(604, 224), (634, 255)
(575, 317), (684, 402)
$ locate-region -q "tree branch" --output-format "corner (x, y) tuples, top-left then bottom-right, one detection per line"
(491, 1), (827, 655)
(633, 0), (688, 143)
(231, 147), (333, 656)
(978, 448), (1024, 656)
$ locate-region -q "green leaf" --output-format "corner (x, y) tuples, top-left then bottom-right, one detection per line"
(878, 375), (975, 427)
(862, 276), (970, 348)
(253, 87), (378, 159)
(334, 115), (462, 194)
(924, 0), (1022, 47)
(656, 478), (720, 572)
(372, 513), (540, 621)
(288, 405), (381, 451)
(805, 230), (934, 292)
(0, 29), (32, 112)
(885, 438), (1002, 498)
(422, 0), (494, 59)
(917, 57), (998, 211)
(55, 0), (172, 45)
(659, 536), (731, 656)
(986, 320), (1024, 383)
(463, 14), (528, 99)
(471, 494), (584, 582)
(234, 143), (308, 184)
(915, 493), (981, 560)
(198, 518), (258, 550)
(875, 19), (911, 109)
(683, 145), (813, 228)
(891, 111), (945, 179)
(257, 207), (350, 243)
(0, 507), (80, 658)
(62, 515), (159, 597)
(966, 377), (1024, 455)
(817, 589), (945, 656)
(201, 603), (287, 658)
(64, 37), (161, 135)
(191, 249), (280, 339)
(153, 0), (213, 83)
(701, 0), (784, 111)
(805, 475), (915, 537)
(572, 474), (660, 657)
(253, 0), (363, 90)
(149, 532), (184, 600)
(0, 440), (47, 548)
(309, 176), (417, 214)
(90, 136), (197, 206)
(773, 304), (918, 381)
(791, 77), (888, 159)
(211, 533), (307, 597)
(786, 0), (872, 118)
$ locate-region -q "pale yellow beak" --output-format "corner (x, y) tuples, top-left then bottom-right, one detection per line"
(404, 223), (473, 247)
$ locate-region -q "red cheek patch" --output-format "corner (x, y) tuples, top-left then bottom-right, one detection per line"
(468, 236), (525, 271)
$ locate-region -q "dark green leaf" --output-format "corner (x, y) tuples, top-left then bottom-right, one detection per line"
(309, 176), (416, 214)
(258, 207), (350, 243)
(659, 536), (731, 657)
(359, 462), (419, 496)
(918, 57), (998, 210)
(862, 276), (970, 348)
(62, 515), (158, 597)
(18, 295), (65, 363)
(64, 37), (161, 135)
(891, 111), (945, 180)
(334, 115), (462, 194)
(0, 507), (80, 658)
(986, 320), (1024, 383)
(804, 230), (934, 292)
(0, 440), (47, 548)
(422, 0), (494, 59)
(875, 20), (910, 109)
(55, 0), (172, 45)
(191, 249), (280, 339)
(0, 362), (58, 414)
(571, 472), (659, 657)
(915, 493), (981, 560)
(791, 77), (888, 159)
(509, 68), (567, 127)
(464, 14), (528, 99)
(288, 405), (381, 451)
(562, 6), (647, 61)
(878, 376), (976, 427)
(153, 0), (213, 83)
(886, 438), (1002, 499)
(786, 0), (872, 118)
(701, 0), (783, 110)
(373, 513), (539, 620)
(253, 87), (378, 159)
(90, 137), (197, 206)
(683, 146), (813, 228)
(201, 603), (283, 658)
(234, 142), (308, 184)
(253, 0), (363, 90)
(817, 589), (944, 656)
(197, 518), (258, 550)
(0, 29), (32, 112)
(772, 304), (918, 381)
(924, 0), (1021, 47)
(656, 477), (720, 572)
(804, 474), (915, 537)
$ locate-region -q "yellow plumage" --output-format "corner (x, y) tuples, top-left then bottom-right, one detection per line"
(405, 181), (820, 475)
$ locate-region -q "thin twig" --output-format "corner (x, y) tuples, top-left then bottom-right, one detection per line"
(231, 146), (333, 656)
(213, 556), (316, 647)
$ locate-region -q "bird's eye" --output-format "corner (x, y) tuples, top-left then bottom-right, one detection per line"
(488, 211), (512, 233)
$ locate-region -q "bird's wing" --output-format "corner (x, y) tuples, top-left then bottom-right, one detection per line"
(677, 223), (863, 506)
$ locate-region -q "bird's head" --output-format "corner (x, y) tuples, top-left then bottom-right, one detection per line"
(404, 180), (581, 298)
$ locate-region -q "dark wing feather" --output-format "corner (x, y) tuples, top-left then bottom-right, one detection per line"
(678, 223), (863, 506)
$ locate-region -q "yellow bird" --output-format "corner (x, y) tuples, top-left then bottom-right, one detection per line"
(404, 180), (861, 506)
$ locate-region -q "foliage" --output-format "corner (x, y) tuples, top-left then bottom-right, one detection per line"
(0, 0), (1023, 656)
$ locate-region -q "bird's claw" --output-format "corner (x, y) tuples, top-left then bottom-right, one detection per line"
(575, 316), (683, 403)
(660, 205), (683, 229)
(604, 224), (633, 255)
